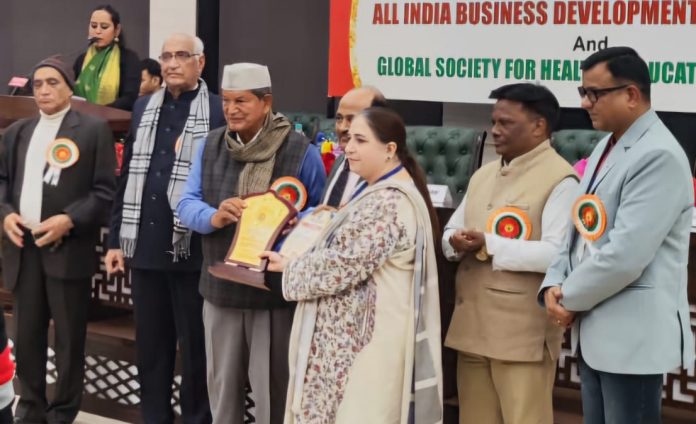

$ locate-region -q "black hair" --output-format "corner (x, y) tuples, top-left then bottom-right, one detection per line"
(93, 4), (126, 47)
(140, 58), (162, 83)
(489, 83), (560, 135)
(581, 46), (651, 100)
(359, 107), (440, 241)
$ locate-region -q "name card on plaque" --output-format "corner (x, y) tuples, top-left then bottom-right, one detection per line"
(279, 209), (334, 259)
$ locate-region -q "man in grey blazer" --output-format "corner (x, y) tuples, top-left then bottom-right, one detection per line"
(539, 47), (695, 423)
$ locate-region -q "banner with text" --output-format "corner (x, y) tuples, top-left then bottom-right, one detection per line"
(328, 0), (696, 112)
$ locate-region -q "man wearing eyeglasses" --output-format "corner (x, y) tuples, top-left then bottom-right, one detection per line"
(105, 33), (225, 424)
(540, 47), (695, 423)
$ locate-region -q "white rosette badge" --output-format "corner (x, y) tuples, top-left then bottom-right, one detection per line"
(44, 138), (79, 186)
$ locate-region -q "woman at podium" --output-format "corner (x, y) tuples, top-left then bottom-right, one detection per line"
(263, 107), (443, 424)
(72, 4), (140, 111)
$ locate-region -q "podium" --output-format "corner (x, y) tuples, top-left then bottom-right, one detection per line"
(0, 95), (131, 133)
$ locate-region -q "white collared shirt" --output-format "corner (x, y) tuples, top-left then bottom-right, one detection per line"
(321, 156), (361, 206)
(233, 126), (264, 147)
(442, 176), (578, 272)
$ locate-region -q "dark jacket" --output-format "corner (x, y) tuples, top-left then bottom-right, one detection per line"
(0, 109), (117, 290)
(73, 46), (141, 111)
(199, 126), (310, 309)
(108, 88), (225, 271)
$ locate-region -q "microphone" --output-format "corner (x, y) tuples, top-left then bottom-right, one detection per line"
(8, 77), (31, 96)
(8, 77), (29, 95)
(8, 37), (99, 95)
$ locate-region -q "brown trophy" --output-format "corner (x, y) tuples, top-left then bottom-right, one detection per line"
(208, 191), (297, 290)
(207, 177), (307, 290)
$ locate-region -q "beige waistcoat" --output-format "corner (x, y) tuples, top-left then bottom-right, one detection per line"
(445, 141), (577, 362)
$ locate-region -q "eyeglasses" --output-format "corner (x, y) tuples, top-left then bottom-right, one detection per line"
(577, 84), (629, 104)
(159, 51), (200, 63)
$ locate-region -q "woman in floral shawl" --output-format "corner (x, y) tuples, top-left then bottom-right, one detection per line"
(263, 107), (443, 424)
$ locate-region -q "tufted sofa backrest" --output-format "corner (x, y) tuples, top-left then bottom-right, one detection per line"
(279, 112), (486, 204)
(317, 117), (337, 138)
(551, 129), (608, 165)
(280, 111), (324, 140)
(406, 126), (486, 204)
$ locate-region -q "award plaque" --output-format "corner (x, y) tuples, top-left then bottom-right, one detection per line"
(208, 190), (297, 290)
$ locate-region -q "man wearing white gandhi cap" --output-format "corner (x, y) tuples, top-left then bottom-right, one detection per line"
(222, 62), (272, 89)
(177, 62), (326, 423)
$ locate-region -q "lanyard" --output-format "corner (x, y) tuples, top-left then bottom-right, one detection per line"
(351, 164), (404, 200)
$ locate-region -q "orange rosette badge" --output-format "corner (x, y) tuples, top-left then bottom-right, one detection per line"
(44, 138), (79, 186)
(486, 207), (533, 240)
(270, 177), (307, 211)
(47, 138), (79, 168)
(572, 194), (607, 241)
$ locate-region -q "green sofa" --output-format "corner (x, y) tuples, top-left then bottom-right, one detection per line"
(406, 126), (486, 205)
(551, 129), (608, 165)
(280, 111), (325, 140)
(281, 111), (486, 205)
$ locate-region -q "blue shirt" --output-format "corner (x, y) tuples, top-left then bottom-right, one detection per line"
(177, 138), (326, 234)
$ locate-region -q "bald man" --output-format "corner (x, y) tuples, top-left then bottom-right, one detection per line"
(321, 86), (386, 207)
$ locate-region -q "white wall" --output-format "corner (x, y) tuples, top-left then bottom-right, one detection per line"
(149, 0), (197, 58)
(443, 102), (499, 165)
(442, 102), (492, 131)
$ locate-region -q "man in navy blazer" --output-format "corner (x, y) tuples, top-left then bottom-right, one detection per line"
(104, 33), (224, 424)
(540, 47), (695, 423)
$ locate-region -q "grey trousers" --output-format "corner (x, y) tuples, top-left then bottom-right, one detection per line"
(203, 300), (294, 424)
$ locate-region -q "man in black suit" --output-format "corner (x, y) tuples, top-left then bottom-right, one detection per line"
(321, 86), (386, 207)
(0, 57), (116, 423)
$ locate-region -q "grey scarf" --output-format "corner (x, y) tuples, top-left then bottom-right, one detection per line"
(120, 80), (210, 261)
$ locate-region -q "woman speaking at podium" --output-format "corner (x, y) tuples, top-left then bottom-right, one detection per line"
(72, 4), (140, 111)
